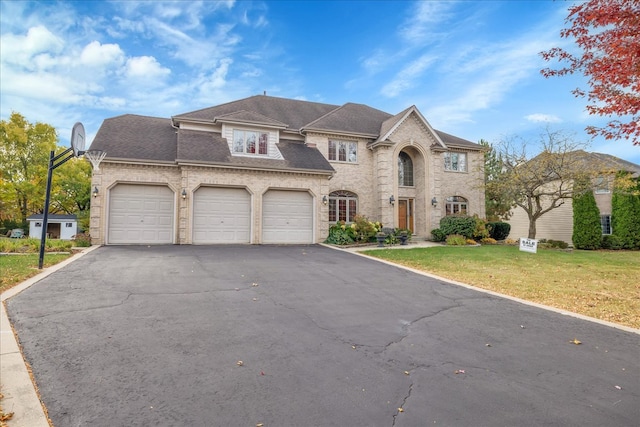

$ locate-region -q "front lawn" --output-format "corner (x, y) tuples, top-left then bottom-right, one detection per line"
(0, 254), (72, 293)
(363, 245), (640, 329)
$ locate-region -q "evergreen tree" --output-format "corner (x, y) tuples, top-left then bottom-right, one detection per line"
(611, 172), (640, 249)
(572, 179), (601, 249)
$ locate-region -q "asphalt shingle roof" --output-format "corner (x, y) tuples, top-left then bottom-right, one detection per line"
(92, 95), (481, 171)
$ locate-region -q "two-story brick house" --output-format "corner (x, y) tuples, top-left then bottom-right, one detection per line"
(88, 94), (485, 244)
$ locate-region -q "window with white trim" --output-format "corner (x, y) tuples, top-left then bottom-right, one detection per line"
(445, 196), (468, 215)
(444, 152), (467, 172)
(328, 140), (357, 163)
(600, 215), (612, 235)
(398, 151), (414, 186)
(329, 190), (358, 222)
(233, 130), (268, 155)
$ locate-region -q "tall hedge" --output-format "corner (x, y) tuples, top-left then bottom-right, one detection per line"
(487, 222), (511, 240)
(611, 192), (640, 249)
(572, 188), (601, 250)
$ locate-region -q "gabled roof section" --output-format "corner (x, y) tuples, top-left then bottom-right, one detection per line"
(302, 103), (392, 137)
(373, 105), (448, 148)
(589, 152), (640, 175)
(90, 114), (177, 163)
(435, 130), (481, 150)
(173, 95), (339, 131)
(214, 110), (288, 129)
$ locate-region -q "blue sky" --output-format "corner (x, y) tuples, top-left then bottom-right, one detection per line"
(1, 0), (638, 164)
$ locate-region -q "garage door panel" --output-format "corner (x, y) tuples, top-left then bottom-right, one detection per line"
(193, 187), (251, 244)
(108, 184), (174, 245)
(262, 191), (313, 244)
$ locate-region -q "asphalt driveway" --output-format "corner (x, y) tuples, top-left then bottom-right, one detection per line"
(6, 245), (639, 426)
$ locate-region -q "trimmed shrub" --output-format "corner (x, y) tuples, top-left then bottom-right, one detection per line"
(601, 234), (623, 250)
(487, 222), (511, 240)
(439, 215), (476, 239)
(431, 228), (446, 242)
(572, 188), (602, 250)
(480, 237), (497, 245)
(612, 192), (640, 250)
(446, 234), (467, 246)
(471, 215), (489, 240)
(72, 232), (92, 247)
(325, 223), (356, 245)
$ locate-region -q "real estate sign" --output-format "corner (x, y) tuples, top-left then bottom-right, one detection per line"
(519, 238), (538, 253)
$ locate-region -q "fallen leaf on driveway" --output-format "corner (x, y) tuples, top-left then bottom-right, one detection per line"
(570, 338), (582, 345)
(615, 385), (622, 390)
(404, 371), (410, 375)
(397, 408), (404, 413)
(236, 360), (244, 366)
(454, 370), (465, 374)
(252, 283), (259, 287)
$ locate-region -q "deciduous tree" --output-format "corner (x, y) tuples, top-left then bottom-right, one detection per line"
(541, 0), (640, 145)
(0, 112), (57, 224)
(486, 129), (597, 239)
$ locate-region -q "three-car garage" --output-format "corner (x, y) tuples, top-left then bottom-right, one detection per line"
(105, 184), (314, 245)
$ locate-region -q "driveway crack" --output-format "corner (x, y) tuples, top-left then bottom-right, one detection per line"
(392, 382), (413, 426)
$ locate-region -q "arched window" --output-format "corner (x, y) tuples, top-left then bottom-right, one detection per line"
(398, 152), (414, 186)
(329, 191), (358, 222)
(445, 196), (468, 215)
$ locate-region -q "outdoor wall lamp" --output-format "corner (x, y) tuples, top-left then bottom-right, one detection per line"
(92, 186), (99, 198)
(322, 195), (328, 205)
(389, 195), (395, 205)
(181, 189), (187, 199)
(431, 197), (438, 207)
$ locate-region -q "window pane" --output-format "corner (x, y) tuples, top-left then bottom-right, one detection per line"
(338, 142), (347, 162)
(348, 199), (357, 222)
(259, 133), (268, 154)
(233, 131), (244, 153)
(461, 204), (467, 215)
(329, 199), (336, 222)
(338, 199), (347, 221)
(329, 140), (336, 160)
(459, 153), (467, 171)
(444, 152), (451, 170)
(246, 132), (256, 153)
(348, 142), (357, 162)
(451, 153), (459, 170)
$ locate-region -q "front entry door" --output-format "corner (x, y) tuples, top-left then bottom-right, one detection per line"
(398, 199), (414, 233)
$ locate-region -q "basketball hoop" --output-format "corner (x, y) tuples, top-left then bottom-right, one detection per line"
(84, 150), (107, 171)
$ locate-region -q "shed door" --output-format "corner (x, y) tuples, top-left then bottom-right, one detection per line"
(262, 190), (313, 244)
(108, 184), (174, 244)
(193, 187), (251, 244)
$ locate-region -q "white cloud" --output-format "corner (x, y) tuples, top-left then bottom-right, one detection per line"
(80, 41), (125, 68)
(525, 113), (562, 123)
(125, 56), (171, 79)
(0, 26), (64, 68)
(381, 54), (436, 97)
(399, 1), (455, 44)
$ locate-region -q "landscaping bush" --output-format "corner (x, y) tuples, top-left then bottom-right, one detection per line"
(487, 222), (511, 241)
(384, 228), (412, 245)
(572, 186), (602, 250)
(324, 215), (382, 245)
(480, 237), (497, 245)
(325, 223), (356, 245)
(72, 232), (92, 247)
(539, 239), (569, 249)
(431, 228), (446, 242)
(445, 234), (467, 246)
(439, 215), (476, 239)
(471, 215), (489, 240)
(601, 234), (623, 250)
(612, 192), (640, 250)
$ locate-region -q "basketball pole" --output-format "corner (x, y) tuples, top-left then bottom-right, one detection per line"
(38, 147), (78, 269)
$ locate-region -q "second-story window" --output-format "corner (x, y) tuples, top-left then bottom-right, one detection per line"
(233, 130), (268, 155)
(329, 140), (357, 163)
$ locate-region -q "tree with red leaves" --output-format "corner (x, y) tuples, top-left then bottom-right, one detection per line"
(541, 0), (640, 146)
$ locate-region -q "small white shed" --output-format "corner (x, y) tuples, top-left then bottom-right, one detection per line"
(27, 214), (78, 240)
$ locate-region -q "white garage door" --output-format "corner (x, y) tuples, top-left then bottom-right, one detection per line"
(193, 187), (251, 244)
(108, 184), (174, 244)
(262, 190), (313, 244)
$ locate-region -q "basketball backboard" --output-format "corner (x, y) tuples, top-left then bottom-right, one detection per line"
(71, 122), (86, 157)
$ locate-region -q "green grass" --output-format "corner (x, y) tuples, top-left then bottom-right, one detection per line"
(363, 245), (640, 329)
(0, 254), (72, 293)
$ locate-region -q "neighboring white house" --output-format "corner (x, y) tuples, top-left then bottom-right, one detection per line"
(506, 151), (640, 245)
(27, 214), (78, 240)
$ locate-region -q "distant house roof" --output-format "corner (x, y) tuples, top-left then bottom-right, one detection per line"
(90, 95), (481, 171)
(27, 214), (77, 221)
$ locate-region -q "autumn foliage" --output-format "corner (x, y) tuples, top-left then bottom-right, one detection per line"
(541, 0), (640, 145)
